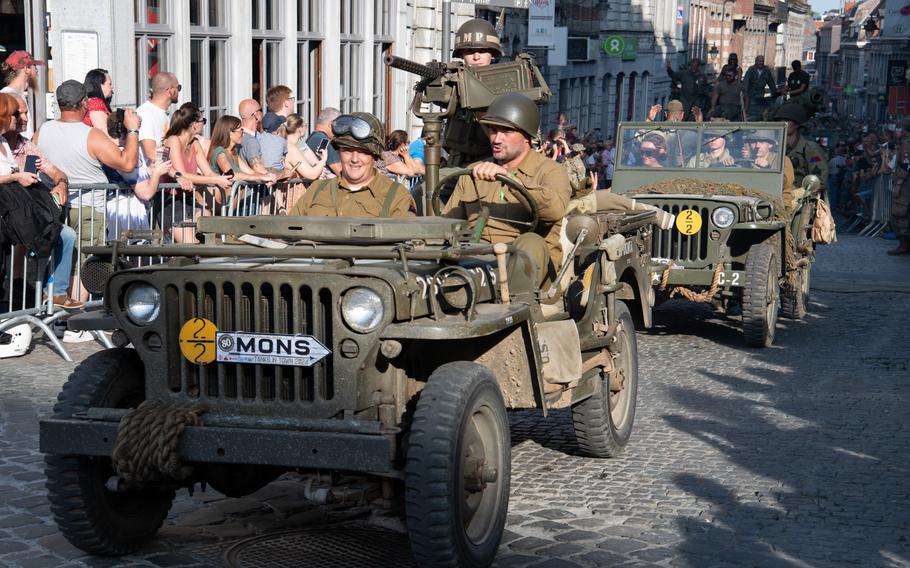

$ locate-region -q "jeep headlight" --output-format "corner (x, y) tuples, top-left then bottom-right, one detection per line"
(341, 287), (384, 333)
(124, 283), (160, 325)
(711, 206), (736, 229)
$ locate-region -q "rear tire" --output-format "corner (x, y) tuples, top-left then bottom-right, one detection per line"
(44, 348), (175, 556)
(742, 241), (780, 347)
(571, 301), (638, 458)
(405, 362), (510, 568)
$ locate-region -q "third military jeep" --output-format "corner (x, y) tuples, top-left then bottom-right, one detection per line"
(612, 122), (821, 347)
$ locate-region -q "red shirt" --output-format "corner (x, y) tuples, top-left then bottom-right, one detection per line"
(83, 97), (110, 127)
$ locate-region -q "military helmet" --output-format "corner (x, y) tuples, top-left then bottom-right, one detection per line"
(478, 93), (540, 140)
(332, 112), (385, 157)
(773, 103), (808, 125)
(453, 19), (502, 58)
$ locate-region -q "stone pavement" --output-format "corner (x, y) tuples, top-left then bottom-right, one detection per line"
(0, 235), (908, 567)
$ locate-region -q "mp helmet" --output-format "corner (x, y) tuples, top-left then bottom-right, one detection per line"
(331, 112), (386, 158)
(453, 19), (502, 58)
(478, 93), (540, 140)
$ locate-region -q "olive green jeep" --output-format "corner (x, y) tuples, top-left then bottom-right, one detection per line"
(39, 183), (656, 566)
(612, 121), (822, 347)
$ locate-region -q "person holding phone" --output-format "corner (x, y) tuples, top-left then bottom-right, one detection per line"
(279, 114), (327, 181)
(207, 115), (276, 184)
(376, 130), (422, 182)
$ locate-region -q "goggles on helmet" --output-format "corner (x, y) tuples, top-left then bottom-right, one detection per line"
(332, 115), (374, 141)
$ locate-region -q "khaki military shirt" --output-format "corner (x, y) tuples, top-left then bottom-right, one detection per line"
(787, 135), (828, 190)
(443, 150), (571, 268)
(289, 170), (415, 218)
(689, 148), (734, 168)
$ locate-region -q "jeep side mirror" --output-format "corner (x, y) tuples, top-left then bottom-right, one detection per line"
(801, 174), (821, 193)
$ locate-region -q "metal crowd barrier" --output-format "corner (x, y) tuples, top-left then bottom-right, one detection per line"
(1, 178), (315, 361)
(857, 174), (892, 237)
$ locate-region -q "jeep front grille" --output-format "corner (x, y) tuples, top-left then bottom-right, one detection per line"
(651, 204), (710, 262)
(165, 281), (334, 405)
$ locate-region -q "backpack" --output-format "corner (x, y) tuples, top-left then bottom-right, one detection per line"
(0, 182), (63, 258)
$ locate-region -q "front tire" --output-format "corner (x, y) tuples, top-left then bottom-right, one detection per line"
(405, 362), (510, 568)
(572, 301), (638, 457)
(44, 348), (175, 556)
(742, 241), (780, 347)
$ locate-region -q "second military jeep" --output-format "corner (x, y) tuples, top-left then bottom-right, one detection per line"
(39, 182), (655, 567)
(612, 122), (821, 347)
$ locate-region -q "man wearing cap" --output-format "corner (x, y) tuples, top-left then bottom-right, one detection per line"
(666, 59), (709, 121)
(289, 112), (415, 218)
(563, 142), (592, 200)
(775, 103), (828, 195)
(443, 93), (570, 289)
(34, 80), (141, 293)
(888, 117), (910, 255)
(1, 50), (44, 139)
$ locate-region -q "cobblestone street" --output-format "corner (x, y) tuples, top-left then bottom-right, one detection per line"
(0, 235), (908, 568)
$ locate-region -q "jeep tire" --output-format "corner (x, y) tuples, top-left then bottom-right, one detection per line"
(742, 241), (780, 347)
(571, 301), (638, 458)
(45, 348), (175, 556)
(405, 361), (510, 568)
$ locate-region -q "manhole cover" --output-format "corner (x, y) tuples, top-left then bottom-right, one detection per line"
(222, 527), (415, 568)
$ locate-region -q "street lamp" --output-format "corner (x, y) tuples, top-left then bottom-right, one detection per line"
(709, 43), (719, 58)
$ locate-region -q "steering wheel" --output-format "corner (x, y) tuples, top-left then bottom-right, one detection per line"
(431, 167), (540, 233)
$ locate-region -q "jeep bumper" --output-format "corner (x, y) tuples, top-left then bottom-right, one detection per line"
(39, 417), (393, 474)
(660, 267), (745, 288)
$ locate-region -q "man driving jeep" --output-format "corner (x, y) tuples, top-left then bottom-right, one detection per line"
(289, 112), (415, 217)
(443, 93), (570, 288)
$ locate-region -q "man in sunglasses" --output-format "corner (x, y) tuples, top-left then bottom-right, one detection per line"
(289, 112), (415, 218)
(443, 93), (570, 289)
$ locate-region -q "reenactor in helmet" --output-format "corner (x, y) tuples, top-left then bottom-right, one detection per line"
(744, 128), (799, 209)
(289, 112), (416, 218)
(453, 18), (501, 67)
(443, 93), (570, 288)
(444, 19), (504, 166)
(774, 103), (828, 196)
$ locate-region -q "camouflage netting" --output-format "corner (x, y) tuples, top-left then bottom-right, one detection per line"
(632, 178), (788, 222)
(633, 178), (803, 292)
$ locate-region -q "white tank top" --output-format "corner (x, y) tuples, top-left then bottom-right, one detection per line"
(37, 120), (108, 209)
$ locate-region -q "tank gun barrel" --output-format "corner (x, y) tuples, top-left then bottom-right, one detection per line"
(384, 55), (443, 80)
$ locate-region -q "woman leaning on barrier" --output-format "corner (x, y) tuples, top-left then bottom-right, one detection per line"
(158, 106), (232, 243)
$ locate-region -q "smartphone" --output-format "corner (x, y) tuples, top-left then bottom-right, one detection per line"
(161, 146), (171, 161)
(317, 138), (330, 153)
(24, 155), (39, 174)
(224, 168), (235, 178)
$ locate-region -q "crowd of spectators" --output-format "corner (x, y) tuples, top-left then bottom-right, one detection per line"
(0, 50), (436, 342)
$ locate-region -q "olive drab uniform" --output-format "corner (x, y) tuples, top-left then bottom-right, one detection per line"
(289, 172), (416, 218)
(787, 135), (828, 192)
(443, 150), (570, 286)
(892, 138), (910, 239)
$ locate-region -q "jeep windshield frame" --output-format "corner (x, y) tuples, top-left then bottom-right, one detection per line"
(612, 122), (788, 200)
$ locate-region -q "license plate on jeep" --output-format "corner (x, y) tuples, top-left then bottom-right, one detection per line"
(215, 332), (331, 367)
